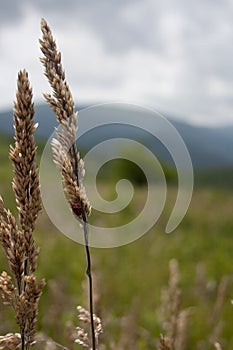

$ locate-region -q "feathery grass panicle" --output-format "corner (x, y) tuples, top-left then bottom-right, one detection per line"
(159, 334), (172, 350)
(0, 333), (21, 350)
(51, 139), (91, 217)
(16, 276), (45, 345)
(9, 70), (41, 274)
(0, 271), (17, 307)
(39, 18), (75, 124)
(0, 70), (44, 350)
(158, 259), (190, 350)
(209, 276), (228, 346)
(39, 18), (77, 163)
(40, 18), (94, 349)
(74, 306), (103, 349)
(39, 18), (91, 220)
(0, 197), (25, 294)
(214, 342), (223, 350)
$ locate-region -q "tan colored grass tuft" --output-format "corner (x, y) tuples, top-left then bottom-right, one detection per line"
(0, 272), (17, 307)
(214, 342), (223, 350)
(74, 306), (103, 349)
(9, 70), (41, 274)
(0, 197), (25, 293)
(159, 334), (172, 350)
(0, 333), (21, 350)
(158, 259), (191, 350)
(16, 276), (45, 345)
(51, 139), (91, 217)
(0, 69), (44, 349)
(208, 276), (228, 346)
(39, 18), (91, 220)
(40, 18), (96, 350)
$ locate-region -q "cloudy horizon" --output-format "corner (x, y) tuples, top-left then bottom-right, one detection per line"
(1, 0), (233, 127)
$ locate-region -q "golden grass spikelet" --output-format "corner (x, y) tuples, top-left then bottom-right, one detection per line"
(208, 276), (228, 346)
(75, 306), (103, 348)
(40, 18), (91, 220)
(10, 70), (41, 232)
(0, 272), (17, 307)
(51, 139), (91, 217)
(9, 69), (41, 274)
(158, 259), (190, 350)
(39, 18), (75, 124)
(173, 308), (191, 350)
(159, 259), (181, 340)
(0, 197), (25, 293)
(214, 342), (223, 350)
(39, 18), (76, 139)
(40, 18), (94, 349)
(74, 328), (89, 349)
(0, 333), (21, 350)
(167, 259), (182, 347)
(0, 70), (44, 349)
(16, 276), (45, 345)
(24, 276), (46, 343)
(159, 334), (172, 350)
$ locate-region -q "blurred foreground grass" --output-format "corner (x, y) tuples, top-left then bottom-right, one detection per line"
(0, 136), (233, 349)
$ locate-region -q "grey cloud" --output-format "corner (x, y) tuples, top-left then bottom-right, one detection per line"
(2, 0), (232, 55)
(1, 0), (233, 125)
(31, 0), (152, 52)
(0, 0), (160, 52)
(0, 1), (26, 25)
(1, 0), (233, 55)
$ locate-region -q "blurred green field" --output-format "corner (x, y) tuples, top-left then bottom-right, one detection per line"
(0, 136), (233, 349)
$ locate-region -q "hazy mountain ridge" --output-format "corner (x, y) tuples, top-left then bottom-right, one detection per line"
(0, 104), (232, 169)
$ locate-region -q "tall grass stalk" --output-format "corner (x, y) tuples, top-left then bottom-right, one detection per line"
(39, 18), (95, 350)
(0, 70), (45, 350)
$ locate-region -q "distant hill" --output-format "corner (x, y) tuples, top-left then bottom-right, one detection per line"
(166, 117), (233, 168)
(0, 103), (233, 169)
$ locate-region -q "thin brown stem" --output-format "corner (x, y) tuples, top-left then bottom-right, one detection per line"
(21, 331), (25, 350)
(83, 219), (96, 350)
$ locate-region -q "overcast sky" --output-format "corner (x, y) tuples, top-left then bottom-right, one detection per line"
(0, 0), (233, 126)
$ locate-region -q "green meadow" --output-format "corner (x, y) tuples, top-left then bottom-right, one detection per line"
(0, 135), (233, 349)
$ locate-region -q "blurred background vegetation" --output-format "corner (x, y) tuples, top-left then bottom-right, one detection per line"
(0, 131), (233, 349)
